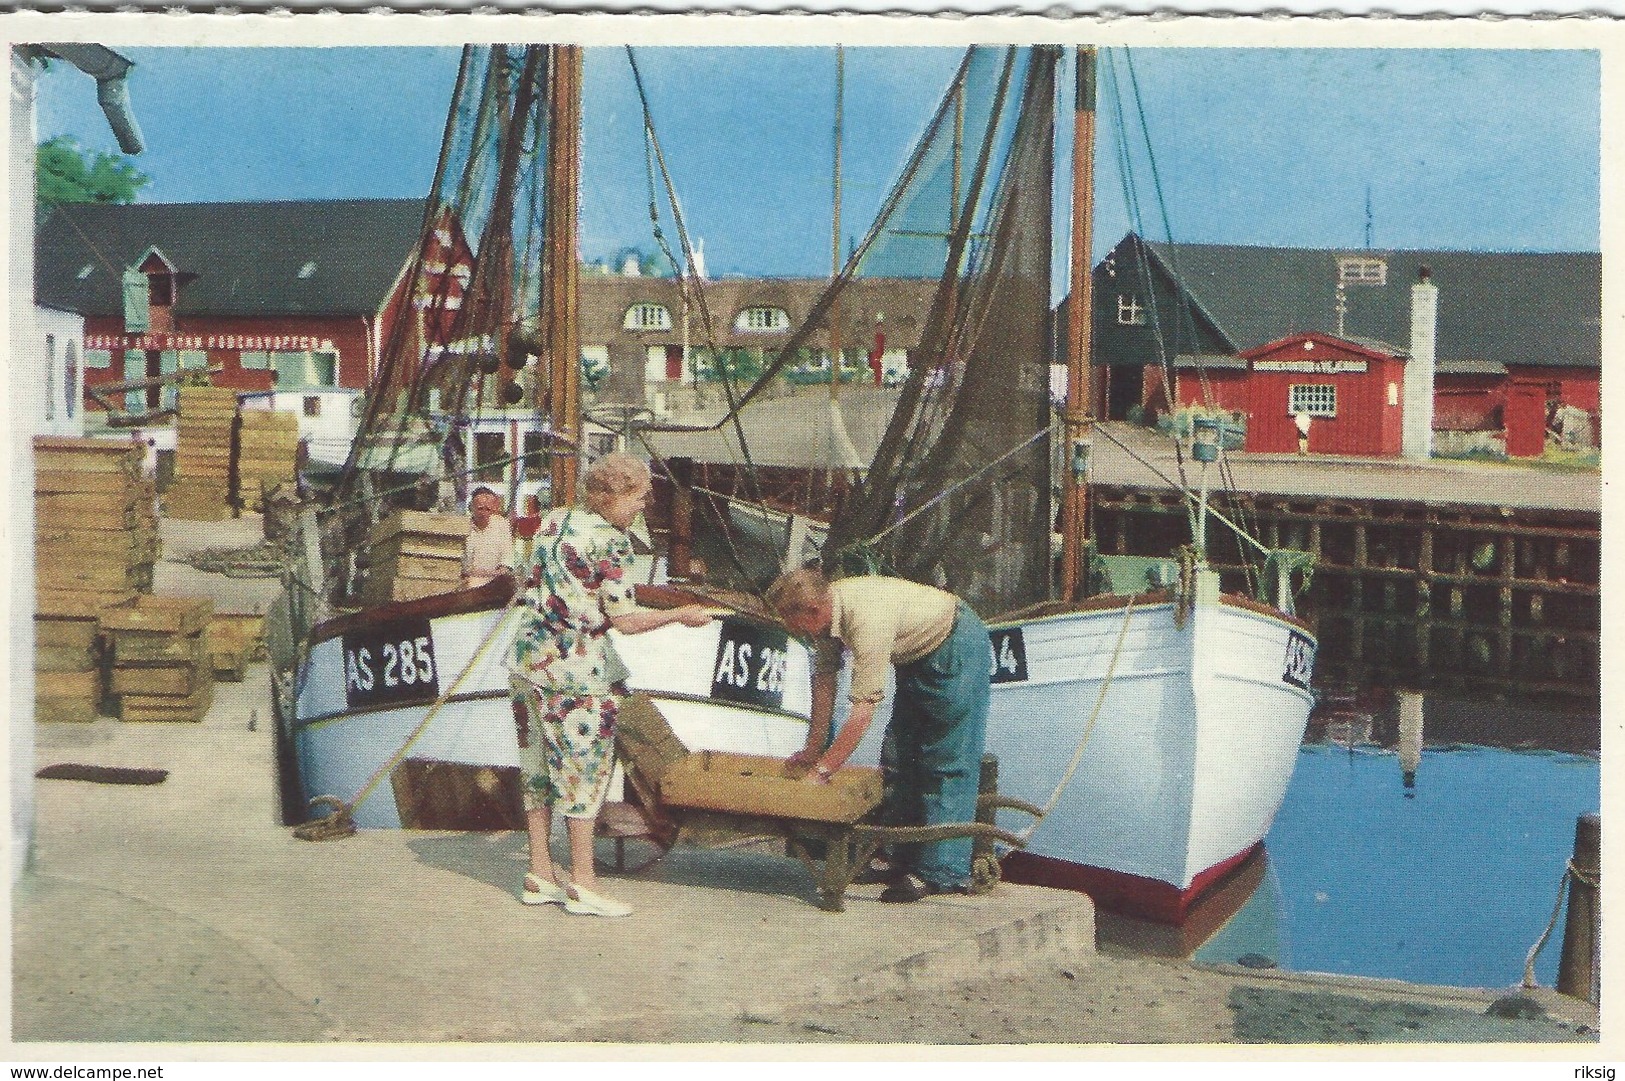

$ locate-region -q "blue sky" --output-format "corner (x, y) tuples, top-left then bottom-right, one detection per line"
(37, 46), (1600, 281)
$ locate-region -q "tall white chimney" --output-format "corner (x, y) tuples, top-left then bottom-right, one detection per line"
(1403, 266), (1438, 460)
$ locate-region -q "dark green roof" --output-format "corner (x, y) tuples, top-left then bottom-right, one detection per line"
(37, 198), (429, 318)
(1142, 238), (1599, 370)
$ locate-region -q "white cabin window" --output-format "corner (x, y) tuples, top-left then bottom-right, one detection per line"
(624, 303), (673, 332)
(473, 431), (507, 482)
(65, 341), (78, 419)
(734, 306), (791, 333)
(1338, 257), (1387, 286)
(1289, 383), (1337, 417)
(1116, 295), (1146, 326)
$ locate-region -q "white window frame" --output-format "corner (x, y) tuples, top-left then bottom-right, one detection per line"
(1289, 383), (1338, 417)
(1116, 295), (1146, 326)
(1338, 257), (1387, 286)
(624, 303), (673, 332)
(65, 340), (78, 419)
(44, 334), (56, 421)
(733, 306), (791, 333)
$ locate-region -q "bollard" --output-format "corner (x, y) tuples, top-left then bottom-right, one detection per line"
(970, 753), (1000, 894)
(1556, 812), (1600, 1002)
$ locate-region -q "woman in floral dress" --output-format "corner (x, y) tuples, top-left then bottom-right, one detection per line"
(509, 453), (711, 917)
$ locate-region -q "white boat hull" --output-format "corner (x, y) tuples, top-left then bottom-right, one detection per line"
(985, 594), (1315, 922)
(292, 593), (812, 829)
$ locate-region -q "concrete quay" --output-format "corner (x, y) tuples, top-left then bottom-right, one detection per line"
(10, 513), (1602, 1051)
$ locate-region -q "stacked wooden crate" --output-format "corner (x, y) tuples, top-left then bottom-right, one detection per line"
(167, 386), (237, 520)
(34, 437), (157, 607)
(207, 612), (266, 682)
(101, 596), (215, 722)
(34, 599), (105, 724)
(236, 410), (300, 513)
(362, 510), (469, 606)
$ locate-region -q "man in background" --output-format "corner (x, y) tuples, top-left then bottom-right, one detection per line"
(462, 486), (513, 588)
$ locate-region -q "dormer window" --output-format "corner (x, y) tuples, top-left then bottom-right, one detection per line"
(1116, 295), (1146, 326)
(624, 303), (673, 332)
(734, 306), (791, 333)
(1338, 257), (1387, 286)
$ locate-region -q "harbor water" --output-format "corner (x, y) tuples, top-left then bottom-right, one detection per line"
(1192, 736), (1599, 990)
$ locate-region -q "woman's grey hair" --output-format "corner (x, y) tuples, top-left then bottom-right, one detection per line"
(583, 452), (651, 501)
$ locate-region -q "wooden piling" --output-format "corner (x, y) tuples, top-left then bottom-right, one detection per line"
(1556, 812), (1600, 1002)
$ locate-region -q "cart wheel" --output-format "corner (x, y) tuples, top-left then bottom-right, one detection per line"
(970, 851), (1002, 895)
(593, 801), (670, 874)
(594, 833), (671, 875)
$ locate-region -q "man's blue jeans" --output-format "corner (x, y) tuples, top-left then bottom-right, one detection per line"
(887, 603), (991, 889)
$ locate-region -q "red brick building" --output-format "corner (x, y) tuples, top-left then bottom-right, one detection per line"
(36, 199), (455, 420)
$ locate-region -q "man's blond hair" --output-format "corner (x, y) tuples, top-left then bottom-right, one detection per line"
(765, 566), (830, 617)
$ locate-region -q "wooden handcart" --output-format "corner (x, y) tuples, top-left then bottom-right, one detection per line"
(602, 695), (1042, 912)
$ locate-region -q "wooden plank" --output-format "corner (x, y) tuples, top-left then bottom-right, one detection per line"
(100, 595), (212, 636)
(35, 670), (100, 698)
(32, 444), (140, 476)
(111, 664), (199, 697)
(377, 554), (464, 581)
(38, 563), (148, 591)
(38, 529), (158, 560)
(368, 532), (465, 564)
(36, 695), (98, 724)
(391, 759), (525, 831)
(237, 410), (299, 430)
(36, 495), (140, 526)
(119, 682), (214, 722)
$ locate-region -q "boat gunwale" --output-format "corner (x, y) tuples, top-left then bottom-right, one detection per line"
(988, 589), (1315, 638)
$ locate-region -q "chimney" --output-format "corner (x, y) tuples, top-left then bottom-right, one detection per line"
(1403, 265), (1438, 460)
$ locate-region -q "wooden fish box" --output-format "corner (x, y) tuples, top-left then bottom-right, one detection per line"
(660, 751), (883, 825)
(35, 616), (99, 655)
(37, 560), (150, 593)
(34, 471), (134, 495)
(360, 573), (461, 607)
(109, 628), (208, 666)
(33, 436), (140, 475)
(100, 595), (213, 637)
(38, 588), (135, 620)
(36, 496), (140, 529)
(36, 695), (98, 724)
(209, 613), (266, 656)
(35, 670), (101, 699)
(237, 410), (298, 431)
(120, 681), (214, 723)
(369, 510), (469, 547)
(111, 663), (199, 698)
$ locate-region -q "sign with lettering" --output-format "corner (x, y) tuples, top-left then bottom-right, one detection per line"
(85, 333), (333, 352)
(1282, 630), (1316, 690)
(989, 627), (1029, 684)
(342, 617), (441, 710)
(1252, 359), (1368, 375)
(710, 618), (788, 710)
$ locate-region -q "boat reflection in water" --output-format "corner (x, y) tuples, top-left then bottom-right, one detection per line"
(1096, 846), (1289, 970)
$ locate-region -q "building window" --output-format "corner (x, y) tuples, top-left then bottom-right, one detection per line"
(1116, 295), (1146, 326)
(473, 431), (506, 482)
(1289, 383), (1337, 417)
(65, 341), (78, 419)
(303, 396), (322, 417)
(733, 306), (791, 333)
(1338, 257), (1387, 286)
(44, 335), (56, 421)
(240, 351), (270, 370)
(521, 430), (546, 471)
(624, 303), (673, 332)
(86, 349), (113, 370)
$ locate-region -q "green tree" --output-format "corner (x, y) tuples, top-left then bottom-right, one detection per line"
(37, 135), (149, 214)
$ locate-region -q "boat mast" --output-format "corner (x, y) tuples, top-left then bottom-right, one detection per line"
(544, 45), (584, 509)
(829, 45), (845, 413)
(1059, 46), (1096, 602)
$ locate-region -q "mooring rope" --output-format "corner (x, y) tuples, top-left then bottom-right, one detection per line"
(1521, 856), (1598, 990)
(295, 594), (525, 840)
(1010, 592), (1140, 846)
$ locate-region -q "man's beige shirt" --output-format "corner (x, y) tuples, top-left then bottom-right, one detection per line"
(815, 576), (958, 705)
(463, 515), (514, 579)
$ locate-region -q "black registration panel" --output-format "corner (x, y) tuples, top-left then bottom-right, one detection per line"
(989, 627), (1029, 684)
(1282, 630), (1316, 689)
(711, 618), (788, 709)
(342, 616), (441, 709)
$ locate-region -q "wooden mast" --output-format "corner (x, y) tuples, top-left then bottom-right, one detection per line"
(1060, 47), (1097, 602)
(545, 45), (584, 509)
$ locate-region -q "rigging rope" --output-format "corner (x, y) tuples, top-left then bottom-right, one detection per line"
(1521, 857), (1598, 991)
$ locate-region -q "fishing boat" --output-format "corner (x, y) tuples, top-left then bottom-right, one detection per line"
(798, 46), (1318, 924)
(275, 46), (818, 831)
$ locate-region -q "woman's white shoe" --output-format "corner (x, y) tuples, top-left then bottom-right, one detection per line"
(522, 873), (570, 906)
(564, 882), (633, 918)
